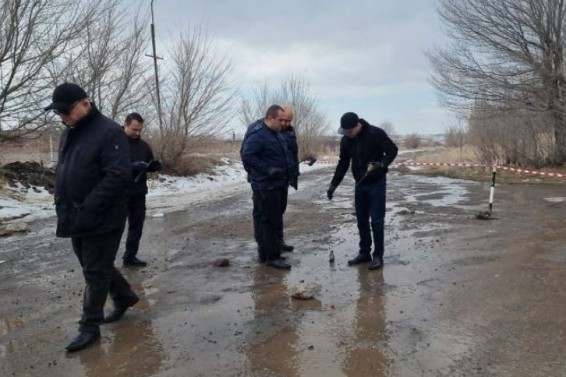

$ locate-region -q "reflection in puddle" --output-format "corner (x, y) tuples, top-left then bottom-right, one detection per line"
(69, 319), (164, 377)
(243, 241), (393, 376)
(403, 176), (472, 208)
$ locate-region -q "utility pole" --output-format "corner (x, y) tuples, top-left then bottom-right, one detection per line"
(146, 0), (164, 130)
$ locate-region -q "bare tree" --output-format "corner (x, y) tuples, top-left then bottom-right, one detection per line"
(240, 76), (330, 158)
(155, 26), (237, 167)
(428, 0), (566, 164)
(240, 82), (271, 126)
(0, 0), (101, 139)
(403, 133), (421, 149)
(277, 77), (329, 157)
(444, 119), (467, 154)
(379, 121), (395, 136)
(46, 0), (151, 120)
(468, 100), (554, 167)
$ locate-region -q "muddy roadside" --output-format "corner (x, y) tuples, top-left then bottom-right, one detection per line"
(1, 167), (566, 377)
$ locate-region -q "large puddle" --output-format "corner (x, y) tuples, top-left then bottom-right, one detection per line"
(0, 173), (501, 376)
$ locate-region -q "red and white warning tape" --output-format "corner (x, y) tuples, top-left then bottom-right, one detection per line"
(311, 158), (566, 179)
(496, 165), (565, 179)
(395, 161), (566, 180)
(394, 161), (483, 168)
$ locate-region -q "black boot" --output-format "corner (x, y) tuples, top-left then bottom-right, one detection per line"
(347, 254), (372, 266)
(104, 295), (139, 323)
(65, 331), (100, 352)
(266, 259), (291, 270)
(368, 258), (384, 270)
(281, 243), (294, 252)
(123, 256), (147, 267)
(259, 255), (286, 263)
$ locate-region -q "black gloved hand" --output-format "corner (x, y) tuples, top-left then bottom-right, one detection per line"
(327, 184), (337, 200)
(133, 161), (149, 172)
(267, 167), (285, 179)
(360, 162), (386, 184)
(147, 160), (162, 172)
(290, 177), (298, 190)
(367, 161), (386, 176)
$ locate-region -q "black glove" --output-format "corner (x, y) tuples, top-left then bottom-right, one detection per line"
(360, 161), (386, 184)
(327, 184), (337, 200)
(147, 160), (162, 172)
(267, 167), (285, 179)
(132, 161), (149, 172)
(290, 177), (298, 190)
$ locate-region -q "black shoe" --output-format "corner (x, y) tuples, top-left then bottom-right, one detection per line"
(104, 295), (139, 323)
(266, 259), (291, 270)
(368, 258), (384, 270)
(259, 255), (286, 263)
(123, 257), (147, 267)
(281, 243), (294, 253)
(65, 331), (100, 352)
(347, 254), (372, 266)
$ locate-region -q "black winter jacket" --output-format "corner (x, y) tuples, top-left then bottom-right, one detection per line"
(330, 119), (398, 186)
(127, 137), (159, 195)
(281, 125), (299, 189)
(54, 105), (131, 237)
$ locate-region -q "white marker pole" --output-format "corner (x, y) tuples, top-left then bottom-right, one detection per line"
(489, 162), (496, 213)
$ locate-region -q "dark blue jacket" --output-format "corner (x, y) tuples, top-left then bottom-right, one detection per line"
(54, 105), (131, 237)
(241, 119), (294, 190)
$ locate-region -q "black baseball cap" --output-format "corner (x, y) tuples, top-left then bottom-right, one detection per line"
(44, 83), (88, 112)
(338, 112), (359, 134)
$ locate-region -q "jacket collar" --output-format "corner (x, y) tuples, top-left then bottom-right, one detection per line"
(72, 102), (101, 129)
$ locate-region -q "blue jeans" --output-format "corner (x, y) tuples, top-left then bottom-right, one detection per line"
(355, 177), (386, 260)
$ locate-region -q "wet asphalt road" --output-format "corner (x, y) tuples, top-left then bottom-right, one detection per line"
(1, 166), (566, 377)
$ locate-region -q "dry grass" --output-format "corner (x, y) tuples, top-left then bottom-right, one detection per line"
(167, 154), (221, 176)
(413, 145), (477, 163)
(404, 146), (566, 185)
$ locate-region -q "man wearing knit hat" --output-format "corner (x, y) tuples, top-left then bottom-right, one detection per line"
(327, 112), (398, 270)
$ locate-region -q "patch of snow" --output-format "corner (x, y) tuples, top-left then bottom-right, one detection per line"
(1, 157), (332, 223)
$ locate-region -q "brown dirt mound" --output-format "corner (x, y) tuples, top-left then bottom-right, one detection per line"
(0, 161), (55, 194)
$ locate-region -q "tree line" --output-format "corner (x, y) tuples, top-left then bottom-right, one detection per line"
(0, 0), (330, 169)
(429, 0), (566, 167)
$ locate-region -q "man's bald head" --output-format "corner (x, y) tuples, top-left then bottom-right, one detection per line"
(280, 106), (294, 129)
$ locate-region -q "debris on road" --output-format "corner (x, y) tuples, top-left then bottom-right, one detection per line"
(212, 258), (230, 267)
(0, 222), (28, 237)
(475, 210), (492, 220)
(290, 280), (322, 299)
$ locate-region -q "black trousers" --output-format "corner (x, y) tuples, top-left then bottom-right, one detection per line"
(253, 186), (288, 247)
(71, 227), (137, 334)
(124, 194), (146, 260)
(252, 188), (285, 261)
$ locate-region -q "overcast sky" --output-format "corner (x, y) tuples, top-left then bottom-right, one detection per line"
(147, 0), (450, 135)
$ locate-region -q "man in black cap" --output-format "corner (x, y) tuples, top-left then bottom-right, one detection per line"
(327, 112), (398, 270)
(121, 112), (162, 267)
(45, 83), (139, 352)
